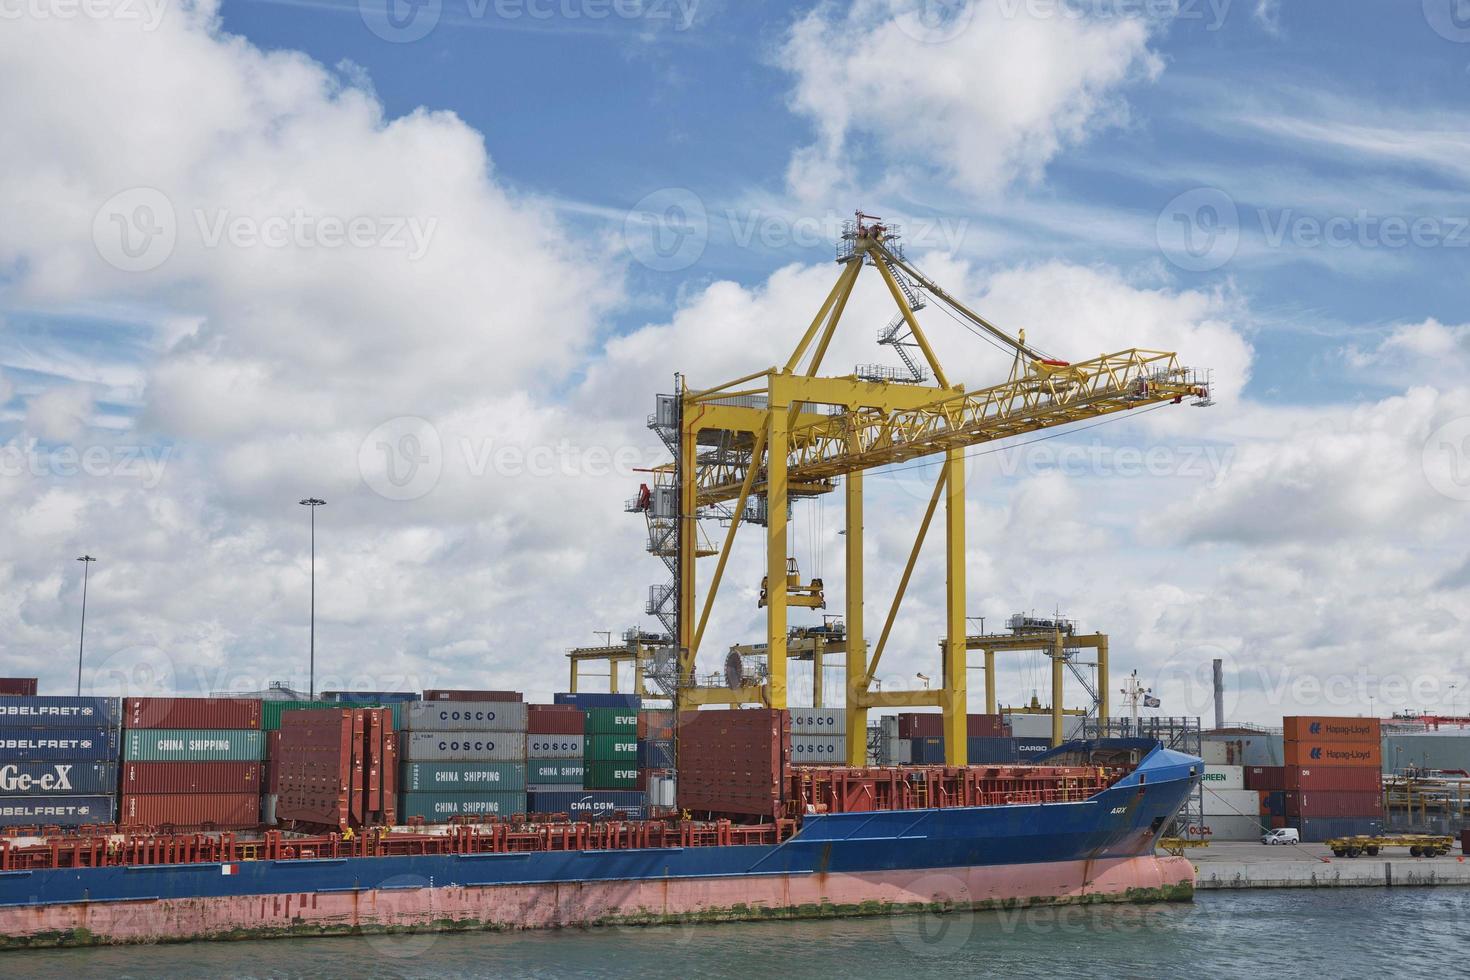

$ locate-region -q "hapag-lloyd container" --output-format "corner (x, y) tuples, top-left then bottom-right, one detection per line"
(119, 792), (260, 828)
(0, 696), (119, 729)
(0, 729), (118, 761)
(0, 762), (116, 796)
(526, 735), (584, 759)
(122, 729), (264, 762)
(403, 701), (528, 732)
(399, 791), (527, 820)
(527, 789), (645, 819)
(527, 761), (584, 785)
(400, 762), (527, 793)
(0, 796), (115, 827)
(1284, 716), (1381, 743)
(120, 762), (261, 795)
(402, 732), (526, 762)
(790, 734), (844, 764)
(1283, 741), (1381, 768)
(1286, 766), (1381, 792)
(123, 697), (261, 731)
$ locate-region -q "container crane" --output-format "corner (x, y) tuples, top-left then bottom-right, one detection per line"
(638, 212), (1211, 765)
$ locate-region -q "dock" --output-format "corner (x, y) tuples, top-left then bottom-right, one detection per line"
(1188, 841), (1470, 889)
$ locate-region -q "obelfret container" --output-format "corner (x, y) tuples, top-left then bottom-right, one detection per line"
(0, 762), (116, 796)
(585, 735), (636, 761)
(0, 796), (115, 827)
(123, 697), (261, 731)
(399, 791), (527, 820)
(527, 735), (584, 759)
(120, 762), (261, 795)
(123, 729), (264, 762)
(0, 696), (118, 729)
(1202, 765), (1245, 791)
(790, 734), (844, 765)
(403, 701), (528, 732)
(528, 790), (645, 819)
(584, 709), (637, 736)
(791, 708), (845, 735)
(119, 792), (259, 829)
(400, 762), (526, 794)
(0, 729), (118, 762)
(402, 732), (526, 762)
(527, 761), (584, 785)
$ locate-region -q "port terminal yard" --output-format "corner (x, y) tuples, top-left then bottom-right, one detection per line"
(1187, 841), (1470, 889)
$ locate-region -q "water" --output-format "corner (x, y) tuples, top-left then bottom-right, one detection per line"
(8, 890), (1467, 978)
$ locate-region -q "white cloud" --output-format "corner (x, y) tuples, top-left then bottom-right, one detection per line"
(25, 385), (95, 441)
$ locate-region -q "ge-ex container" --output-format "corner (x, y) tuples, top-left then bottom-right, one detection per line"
(0, 762), (116, 796)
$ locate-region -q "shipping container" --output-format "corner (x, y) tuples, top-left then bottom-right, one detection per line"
(966, 737), (1020, 764)
(1285, 766), (1381, 792)
(1288, 815), (1383, 842)
(1202, 765), (1245, 790)
(1016, 740), (1053, 760)
(1284, 716), (1381, 744)
(122, 728), (263, 762)
(637, 709), (674, 740)
(527, 789), (645, 819)
(0, 728), (118, 761)
(1260, 790), (1287, 817)
(119, 792), (259, 829)
(120, 762), (261, 795)
(399, 762), (527, 793)
(1283, 741), (1381, 768)
(526, 761), (584, 785)
(1286, 790), (1383, 818)
(0, 696), (118, 729)
(401, 731), (526, 762)
(1202, 787), (1260, 817)
(398, 791), (527, 820)
(636, 739), (674, 769)
(261, 700), (338, 730)
(790, 708), (845, 735)
(584, 735), (637, 761)
(1004, 713), (1086, 741)
(123, 697), (261, 731)
(403, 701), (528, 733)
(909, 736), (944, 764)
(1201, 814), (1265, 842)
(553, 693), (641, 710)
(1200, 733), (1284, 767)
(528, 706), (585, 735)
(323, 691), (419, 703)
(790, 734), (844, 764)
(0, 796), (114, 827)
(0, 761), (116, 796)
(584, 762), (639, 789)
(526, 735), (584, 759)
(967, 714), (1009, 738)
(0, 678), (38, 697)
(675, 708), (788, 819)
(878, 736), (912, 766)
(1244, 766), (1286, 791)
(583, 709), (638, 736)
(421, 690), (522, 702)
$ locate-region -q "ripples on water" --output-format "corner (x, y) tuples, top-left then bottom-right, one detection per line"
(10, 890), (1468, 979)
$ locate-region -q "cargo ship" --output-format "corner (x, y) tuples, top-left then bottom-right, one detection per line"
(0, 737), (1198, 948)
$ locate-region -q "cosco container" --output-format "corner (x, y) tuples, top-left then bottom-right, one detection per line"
(584, 762), (638, 789)
(0, 796), (115, 827)
(403, 701), (528, 732)
(790, 708), (845, 735)
(400, 762), (527, 793)
(527, 790), (645, 819)
(790, 734), (844, 764)
(398, 791), (527, 820)
(0, 728), (118, 761)
(527, 761), (584, 785)
(0, 696), (118, 729)
(553, 693), (641, 710)
(120, 761), (261, 794)
(119, 792), (260, 829)
(584, 734), (637, 761)
(122, 728), (264, 762)
(0, 762), (116, 796)
(526, 735), (584, 759)
(583, 709), (637, 736)
(123, 697), (261, 731)
(401, 731), (526, 762)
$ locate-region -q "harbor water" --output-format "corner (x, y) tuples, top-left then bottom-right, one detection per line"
(6, 889), (1464, 977)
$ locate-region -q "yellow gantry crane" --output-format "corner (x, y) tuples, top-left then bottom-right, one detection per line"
(642, 213), (1211, 766)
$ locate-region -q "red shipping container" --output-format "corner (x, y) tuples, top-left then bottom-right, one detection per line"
(124, 697), (262, 730)
(1286, 790), (1383, 818)
(1285, 766), (1381, 792)
(677, 709), (789, 818)
(967, 714), (1008, 738)
(121, 761), (261, 794)
(422, 690), (522, 702)
(1284, 741), (1381, 768)
(528, 705), (585, 734)
(120, 792), (260, 829)
(897, 713), (942, 739)
(1284, 716), (1380, 744)
(1245, 766), (1286, 791)
(265, 730), (282, 793)
(0, 678), (38, 696)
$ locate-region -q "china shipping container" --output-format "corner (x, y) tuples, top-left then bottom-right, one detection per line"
(123, 697), (261, 731)
(583, 762), (638, 789)
(403, 701), (529, 733)
(527, 761), (584, 785)
(1244, 766), (1286, 791)
(0, 761), (116, 796)
(123, 728), (264, 762)
(1283, 716), (1381, 744)
(1285, 766), (1381, 792)
(0, 678), (39, 697)
(0, 696), (119, 728)
(790, 708), (845, 735)
(1285, 790), (1384, 818)
(399, 791), (528, 820)
(400, 732), (526, 762)
(400, 762), (527, 793)
(528, 705), (585, 735)
(0, 728), (118, 761)
(1283, 740), (1381, 768)
(120, 761), (261, 794)
(526, 735), (584, 759)
(421, 690), (522, 702)
(790, 734), (844, 764)
(585, 735), (637, 761)
(584, 709), (638, 736)
(554, 693), (641, 710)
(0, 796), (115, 827)
(119, 792), (259, 829)
(527, 789), (645, 819)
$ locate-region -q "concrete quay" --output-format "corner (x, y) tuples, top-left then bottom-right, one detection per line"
(1187, 841), (1470, 889)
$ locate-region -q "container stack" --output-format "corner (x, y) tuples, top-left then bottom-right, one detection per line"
(0, 678), (39, 696)
(676, 708), (789, 821)
(789, 708), (845, 765)
(1284, 715), (1383, 840)
(1244, 766), (1287, 829)
(120, 697), (263, 830)
(322, 691), (419, 732)
(525, 704), (585, 795)
(398, 699), (527, 821)
(424, 690), (522, 702)
(582, 708), (638, 790)
(1200, 762), (1263, 840)
(637, 708), (675, 810)
(0, 695), (119, 829)
(884, 712), (1020, 765)
(275, 707), (397, 831)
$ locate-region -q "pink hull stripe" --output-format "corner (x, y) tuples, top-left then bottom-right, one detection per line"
(2, 856), (1195, 947)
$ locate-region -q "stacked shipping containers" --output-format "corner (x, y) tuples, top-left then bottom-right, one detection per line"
(1201, 762), (1263, 840)
(526, 704), (585, 793)
(399, 699), (528, 820)
(676, 708), (789, 820)
(790, 708), (845, 765)
(583, 708), (638, 790)
(275, 707), (397, 830)
(0, 696), (118, 828)
(891, 713), (1023, 765)
(120, 698), (263, 829)
(638, 708), (675, 809)
(1244, 766), (1288, 829)
(1284, 716), (1383, 841)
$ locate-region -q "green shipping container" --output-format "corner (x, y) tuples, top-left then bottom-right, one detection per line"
(263, 700), (405, 731)
(400, 762), (526, 794)
(585, 762), (638, 789)
(527, 761), (584, 785)
(583, 708), (637, 736)
(584, 735), (637, 761)
(398, 791), (527, 821)
(123, 728), (264, 762)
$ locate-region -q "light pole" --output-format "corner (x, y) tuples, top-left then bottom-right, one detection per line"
(299, 498), (326, 699)
(75, 555), (95, 696)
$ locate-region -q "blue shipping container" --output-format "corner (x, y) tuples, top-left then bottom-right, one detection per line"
(1288, 816), (1383, 842)
(0, 729), (118, 761)
(0, 762), (116, 796)
(637, 740), (674, 768)
(1016, 740), (1053, 760)
(0, 795), (115, 827)
(0, 696), (119, 729)
(1265, 790), (1287, 817)
(908, 736), (945, 764)
(966, 737), (1020, 764)
(528, 790), (646, 820)
(553, 693), (642, 710)
(324, 691), (419, 703)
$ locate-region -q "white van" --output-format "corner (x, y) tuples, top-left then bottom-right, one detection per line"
(1261, 828), (1300, 845)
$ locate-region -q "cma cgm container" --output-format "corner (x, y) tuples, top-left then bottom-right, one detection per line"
(403, 701), (528, 732)
(0, 762), (116, 796)
(401, 732), (525, 763)
(0, 729), (118, 761)
(120, 793), (260, 829)
(0, 796), (115, 828)
(400, 762), (526, 794)
(0, 696), (118, 728)
(123, 729), (264, 762)
(399, 792), (527, 820)
(123, 697), (261, 731)
(527, 790), (645, 820)
(120, 762), (261, 795)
